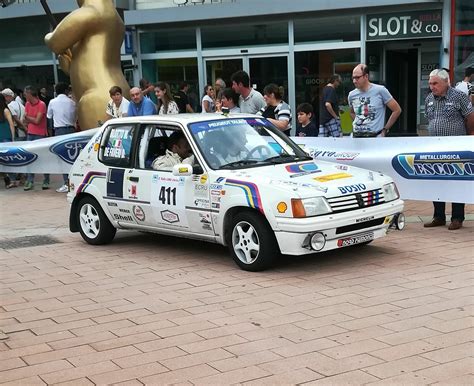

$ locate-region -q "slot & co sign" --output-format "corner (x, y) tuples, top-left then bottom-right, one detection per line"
(367, 10), (442, 41)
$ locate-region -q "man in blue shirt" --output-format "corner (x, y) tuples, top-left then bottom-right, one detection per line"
(127, 86), (156, 116)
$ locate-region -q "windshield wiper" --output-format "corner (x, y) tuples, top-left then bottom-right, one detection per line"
(218, 160), (260, 169)
(264, 154), (313, 164)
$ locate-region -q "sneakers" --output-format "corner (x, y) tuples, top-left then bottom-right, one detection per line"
(56, 184), (68, 193)
(24, 181), (33, 191)
(423, 218), (446, 228)
(42, 181), (50, 190)
(448, 220), (463, 231)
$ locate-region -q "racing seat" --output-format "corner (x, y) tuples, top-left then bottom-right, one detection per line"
(146, 136), (168, 168)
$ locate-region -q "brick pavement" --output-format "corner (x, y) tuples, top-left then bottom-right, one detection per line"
(0, 180), (473, 385)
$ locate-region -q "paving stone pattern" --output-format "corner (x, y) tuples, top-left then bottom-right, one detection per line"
(0, 181), (473, 384)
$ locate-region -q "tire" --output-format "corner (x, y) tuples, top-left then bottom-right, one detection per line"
(77, 196), (116, 245)
(227, 211), (279, 271)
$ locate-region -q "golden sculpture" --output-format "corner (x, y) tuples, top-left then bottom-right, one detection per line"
(45, 0), (130, 130)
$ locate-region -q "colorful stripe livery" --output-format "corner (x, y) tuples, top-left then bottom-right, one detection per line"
(366, 190), (380, 206)
(225, 179), (264, 213)
(76, 171), (106, 194)
(285, 162), (319, 174)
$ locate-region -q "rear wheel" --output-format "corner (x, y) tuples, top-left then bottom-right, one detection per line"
(227, 211), (279, 271)
(77, 196), (116, 245)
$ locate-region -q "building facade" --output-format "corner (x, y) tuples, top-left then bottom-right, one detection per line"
(1, 0), (472, 135)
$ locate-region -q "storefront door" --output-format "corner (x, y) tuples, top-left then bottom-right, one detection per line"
(204, 55), (288, 98)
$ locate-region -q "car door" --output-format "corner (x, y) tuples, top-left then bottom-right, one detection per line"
(124, 123), (214, 236)
(99, 123), (139, 225)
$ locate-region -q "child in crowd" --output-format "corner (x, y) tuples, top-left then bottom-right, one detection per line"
(295, 103), (318, 136)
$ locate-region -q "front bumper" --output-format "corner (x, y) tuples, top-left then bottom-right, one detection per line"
(274, 199), (404, 255)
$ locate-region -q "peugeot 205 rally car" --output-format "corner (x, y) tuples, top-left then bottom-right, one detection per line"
(67, 114), (404, 271)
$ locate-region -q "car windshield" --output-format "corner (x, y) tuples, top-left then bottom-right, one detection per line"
(188, 117), (312, 170)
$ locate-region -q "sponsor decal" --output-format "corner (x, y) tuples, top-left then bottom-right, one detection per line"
(107, 202), (118, 207)
(210, 189), (221, 196)
(338, 183), (367, 194)
(269, 179), (328, 193)
(277, 202), (288, 213)
(77, 171), (106, 194)
(49, 136), (91, 164)
(337, 232), (374, 247)
(152, 174), (159, 184)
(194, 198), (210, 208)
(194, 184), (208, 197)
(0, 147), (38, 166)
(133, 205), (146, 222)
(178, 167), (188, 173)
(356, 216), (375, 223)
(392, 151), (474, 181)
(368, 171), (374, 181)
(199, 213), (211, 224)
(314, 172), (353, 182)
(72, 173), (84, 177)
(225, 179), (264, 213)
(211, 202), (220, 209)
(129, 184), (137, 199)
(311, 150), (360, 161)
(119, 208), (131, 213)
(200, 174), (208, 184)
(335, 164), (349, 171)
(285, 162), (321, 178)
(113, 213), (134, 222)
(210, 183), (222, 190)
(161, 210), (179, 223)
(215, 177), (226, 183)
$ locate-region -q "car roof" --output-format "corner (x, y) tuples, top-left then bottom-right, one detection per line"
(103, 113), (260, 127)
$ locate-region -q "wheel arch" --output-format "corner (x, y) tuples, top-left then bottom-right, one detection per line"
(222, 206), (273, 247)
(69, 193), (106, 232)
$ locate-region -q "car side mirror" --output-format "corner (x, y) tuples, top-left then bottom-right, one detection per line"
(172, 164), (193, 176)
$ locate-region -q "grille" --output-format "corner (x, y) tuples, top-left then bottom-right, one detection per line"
(327, 189), (385, 214)
(336, 217), (386, 235)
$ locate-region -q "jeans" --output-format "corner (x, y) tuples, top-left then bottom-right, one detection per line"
(54, 126), (75, 183)
(433, 201), (465, 222)
(27, 133), (49, 184)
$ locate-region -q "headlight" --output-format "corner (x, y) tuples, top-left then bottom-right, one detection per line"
(291, 197), (332, 218)
(383, 182), (399, 202)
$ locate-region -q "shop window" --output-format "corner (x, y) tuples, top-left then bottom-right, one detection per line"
(294, 15), (360, 43)
(453, 35), (474, 83)
(142, 58), (199, 112)
(140, 27), (196, 53)
(294, 48), (360, 135)
(201, 21), (288, 49)
(455, 0), (474, 32)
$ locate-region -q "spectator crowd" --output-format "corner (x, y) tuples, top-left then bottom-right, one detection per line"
(1, 65), (473, 230)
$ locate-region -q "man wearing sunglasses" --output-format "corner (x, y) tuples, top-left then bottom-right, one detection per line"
(348, 64), (401, 137)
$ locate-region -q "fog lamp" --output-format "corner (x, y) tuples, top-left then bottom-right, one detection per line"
(310, 232), (326, 251)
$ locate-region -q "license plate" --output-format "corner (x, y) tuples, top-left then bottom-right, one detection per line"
(337, 232), (374, 247)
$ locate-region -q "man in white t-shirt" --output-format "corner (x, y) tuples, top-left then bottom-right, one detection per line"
(47, 83), (77, 193)
(231, 70), (266, 114)
(105, 85), (130, 119)
(1, 88), (26, 138)
(455, 67), (474, 104)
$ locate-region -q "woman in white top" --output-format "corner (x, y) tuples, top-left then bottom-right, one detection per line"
(201, 85), (215, 113)
(105, 85), (130, 119)
(155, 82), (179, 115)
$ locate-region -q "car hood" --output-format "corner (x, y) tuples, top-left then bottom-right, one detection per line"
(218, 159), (389, 198)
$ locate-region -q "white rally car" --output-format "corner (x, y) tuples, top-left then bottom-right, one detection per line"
(68, 114), (404, 271)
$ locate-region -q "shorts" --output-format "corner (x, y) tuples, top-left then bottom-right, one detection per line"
(319, 118), (342, 137)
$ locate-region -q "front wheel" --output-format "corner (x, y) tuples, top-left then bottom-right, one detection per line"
(77, 196), (116, 245)
(227, 211), (279, 271)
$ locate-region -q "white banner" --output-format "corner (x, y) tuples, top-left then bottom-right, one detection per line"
(1, 132), (473, 203)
